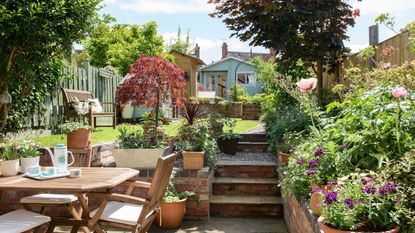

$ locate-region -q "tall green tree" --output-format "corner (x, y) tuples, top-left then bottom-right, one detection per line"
(209, 0), (359, 98)
(0, 0), (102, 132)
(84, 19), (167, 75)
(167, 27), (194, 54)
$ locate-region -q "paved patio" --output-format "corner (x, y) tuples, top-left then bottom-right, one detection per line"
(57, 217), (287, 233)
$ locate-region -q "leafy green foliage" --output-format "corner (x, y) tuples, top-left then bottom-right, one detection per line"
(162, 172), (196, 202)
(84, 19), (168, 75)
(117, 124), (164, 149)
(19, 141), (41, 158)
(166, 27), (194, 54)
(0, 0), (101, 132)
(0, 143), (20, 160)
(229, 85), (248, 102)
(58, 122), (92, 134)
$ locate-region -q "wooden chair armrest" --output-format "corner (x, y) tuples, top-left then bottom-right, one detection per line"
(123, 181), (151, 189)
(88, 192), (148, 205)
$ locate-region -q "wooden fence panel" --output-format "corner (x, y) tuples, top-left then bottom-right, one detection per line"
(33, 62), (122, 129)
(323, 32), (415, 89)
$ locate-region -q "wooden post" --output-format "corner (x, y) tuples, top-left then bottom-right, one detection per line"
(369, 25), (379, 70)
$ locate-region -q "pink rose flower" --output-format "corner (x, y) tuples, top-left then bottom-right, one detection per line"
(296, 78), (318, 92)
(392, 87), (407, 99)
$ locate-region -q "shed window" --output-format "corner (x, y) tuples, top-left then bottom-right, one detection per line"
(237, 73), (256, 86)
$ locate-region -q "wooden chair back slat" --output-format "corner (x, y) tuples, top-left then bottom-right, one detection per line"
(69, 148), (93, 167)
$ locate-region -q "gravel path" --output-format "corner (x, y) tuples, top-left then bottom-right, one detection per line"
(217, 152), (276, 162)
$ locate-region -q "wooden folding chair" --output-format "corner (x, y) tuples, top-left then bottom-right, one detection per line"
(88, 153), (177, 233)
(0, 209), (50, 233)
(20, 148), (93, 233)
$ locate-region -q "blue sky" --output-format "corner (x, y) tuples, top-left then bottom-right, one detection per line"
(100, 0), (415, 63)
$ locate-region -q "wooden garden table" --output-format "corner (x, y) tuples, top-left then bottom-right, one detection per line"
(0, 167), (139, 233)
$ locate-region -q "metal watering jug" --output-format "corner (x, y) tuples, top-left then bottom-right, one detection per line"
(43, 144), (74, 174)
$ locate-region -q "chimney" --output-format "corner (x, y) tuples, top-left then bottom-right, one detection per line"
(222, 42), (228, 59)
(194, 44), (200, 58)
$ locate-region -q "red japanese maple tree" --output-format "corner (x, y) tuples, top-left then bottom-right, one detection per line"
(116, 56), (186, 127)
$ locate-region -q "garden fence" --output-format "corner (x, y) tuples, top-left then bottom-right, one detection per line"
(323, 31), (415, 89)
(31, 61), (123, 129)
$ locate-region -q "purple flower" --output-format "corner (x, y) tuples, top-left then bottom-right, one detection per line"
(379, 182), (397, 196)
(361, 178), (375, 185)
(296, 158), (304, 166)
(307, 169), (316, 176)
(327, 181), (338, 186)
(362, 185), (377, 194)
(395, 199), (401, 204)
(309, 160), (319, 168)
(339, 143), (347, 149)
(324, 191), (338, 204)
(314, 147), (325, 157)
(343, 198), (355, 209)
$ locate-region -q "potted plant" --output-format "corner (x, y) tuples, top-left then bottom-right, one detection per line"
(19, 141), (41, 173)
(208, 113), (224, 139)
(318, 174), (401, 233)
(59, 122), (92, 149)
(0, 143), (20, 176)
(112, 124), (170, 169)
(218, 118), (240, 155)
(176, 124), (208, 170)
(156, 172), (196, 229)
(278, 132), (303, 164)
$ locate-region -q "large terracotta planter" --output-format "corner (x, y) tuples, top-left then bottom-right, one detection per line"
(112, 147), (170, 169)
(278, 151), (293, 164)
(182, 151), (204, 170)
(156, 199), (187, 229)
(67, 128), (91, 149)
(318, 217), (400, 233)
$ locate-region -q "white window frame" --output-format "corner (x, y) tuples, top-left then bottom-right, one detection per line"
(236, 72), (256, 87)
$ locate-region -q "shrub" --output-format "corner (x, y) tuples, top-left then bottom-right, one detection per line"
(117, 124), (164, 149)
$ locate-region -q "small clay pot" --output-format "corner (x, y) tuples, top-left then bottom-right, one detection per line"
(317, 216), (400, 233)
(67, 128), (91, 149)
(278, 151), (293, 164)
(156, 199), (187, 229)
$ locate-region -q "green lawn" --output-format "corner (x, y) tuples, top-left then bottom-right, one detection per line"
(29, 119), (259, 147)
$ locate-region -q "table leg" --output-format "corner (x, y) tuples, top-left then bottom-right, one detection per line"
(66, 203), (91, 233)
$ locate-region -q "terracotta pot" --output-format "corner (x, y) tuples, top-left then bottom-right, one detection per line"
(182, 151), (204, 170)
(278, 151), (293, 164)
(67, 128), (91, 149)
(318, 217), (400, 233)
(218, 138), (239, 155)
(310, 183), (332, 216)
(156, 199), (187, 229)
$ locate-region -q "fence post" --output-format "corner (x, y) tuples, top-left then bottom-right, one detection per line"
(369, 25), (379, 70)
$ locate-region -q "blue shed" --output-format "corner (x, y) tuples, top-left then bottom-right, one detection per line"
(199, 57), (262, 98)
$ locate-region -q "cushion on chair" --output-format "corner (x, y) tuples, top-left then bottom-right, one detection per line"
(88, 98), (103, 113)
(0, 209), (50, 233)
(20, 194), (78, 204)
(89, 201), (153, 226)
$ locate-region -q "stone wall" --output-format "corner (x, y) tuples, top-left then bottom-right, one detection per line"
(282, 191), (320, 233)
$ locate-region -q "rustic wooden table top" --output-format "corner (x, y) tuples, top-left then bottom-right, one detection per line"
(0, 167), (139, 192)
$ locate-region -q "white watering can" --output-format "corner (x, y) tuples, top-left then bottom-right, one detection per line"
(43, 144), (75, 174)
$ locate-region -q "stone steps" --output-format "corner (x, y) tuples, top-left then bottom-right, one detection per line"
(242, 104), (261, 120)
(237, 141), (269, 153)
(210, 195), (283, 217)
(239, 133), (267, 142)
(211, 160), (282, 217)
(212, 177), (280, 196)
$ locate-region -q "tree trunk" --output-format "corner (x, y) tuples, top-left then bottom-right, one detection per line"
(316, 59), (323, 102)
(155, 89), (160, 128)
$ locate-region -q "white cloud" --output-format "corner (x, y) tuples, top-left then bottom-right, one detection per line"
(346, 43), (368, 53)
(120, 0), (214, 14)
(162, 32), (268, 63)
(103, 0), (117, 4)
(351, 0), (415, 15)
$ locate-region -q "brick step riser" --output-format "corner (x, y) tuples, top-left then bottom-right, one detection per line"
(210, 203), (283, 217)
(215, 166), (278, 178)
(239, 134), (267, 142)
(237, 144), (269, 153)
(213, 183), (280, 196)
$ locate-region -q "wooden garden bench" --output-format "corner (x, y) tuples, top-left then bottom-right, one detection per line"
(61, 88), (117, 129)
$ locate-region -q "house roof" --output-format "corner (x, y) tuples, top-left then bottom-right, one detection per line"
(200, 56), (254, 71)
(228, 51), (273, 61)
(171, 50), (205, 65)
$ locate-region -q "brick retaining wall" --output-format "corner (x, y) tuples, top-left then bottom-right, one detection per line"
(282, 191), (320, 233)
